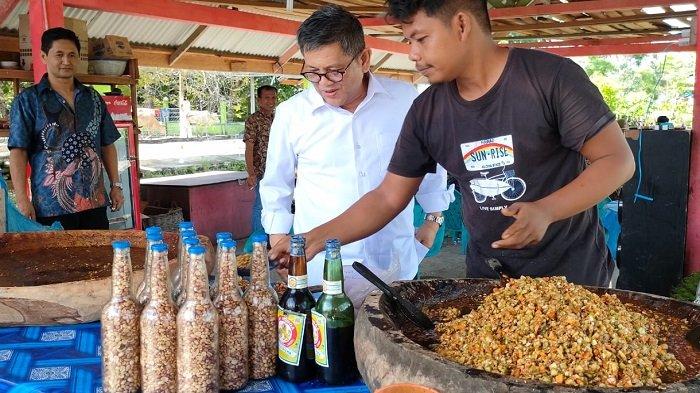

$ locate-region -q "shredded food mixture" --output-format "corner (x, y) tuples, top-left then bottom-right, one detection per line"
(435, 276), (685, 388)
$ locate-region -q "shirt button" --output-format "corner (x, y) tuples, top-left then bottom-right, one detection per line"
(355, 144), (361, 149)
(359, 171), (366, 177)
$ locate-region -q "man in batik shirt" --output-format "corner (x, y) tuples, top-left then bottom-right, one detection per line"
(8, 27), (123, 229)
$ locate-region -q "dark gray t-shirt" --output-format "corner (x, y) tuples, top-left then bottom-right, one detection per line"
(388, 48), (615, 286)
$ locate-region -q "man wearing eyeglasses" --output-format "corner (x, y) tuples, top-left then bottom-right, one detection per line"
(260, 5), (451, 305)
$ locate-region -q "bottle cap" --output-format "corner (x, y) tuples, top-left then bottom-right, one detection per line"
(112, 240), (130, 250)
(251, 233), (268, 243)
(188, 245), (206, 256)
(151, 243), (168, 253)
(221, 239), (237, 249)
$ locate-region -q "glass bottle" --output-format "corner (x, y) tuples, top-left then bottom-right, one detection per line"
(213, 239), (249, 390)
(137, 232), (164, 306)
(277, 235), (316, 382)
(101, 240), (141, 392)
(176, 236), (200, 308)
(311, 239), (358, 385)
(210, 231), (233, 299)
(177, 245), (219, 392)
(140, 243), (177, 393)
(174, 228), (197, 299)
(243, 233), (278, 379)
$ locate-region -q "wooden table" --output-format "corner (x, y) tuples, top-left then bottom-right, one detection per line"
(140, 171), (254, 240)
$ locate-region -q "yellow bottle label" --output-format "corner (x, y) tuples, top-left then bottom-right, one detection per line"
(311, 310), (328, 367)
(278, 306), (307, 366)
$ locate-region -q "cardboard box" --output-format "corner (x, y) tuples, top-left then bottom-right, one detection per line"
(90, 36), (133, 60)
(103, 95), (133, 122)
(19, 14), (89, 74)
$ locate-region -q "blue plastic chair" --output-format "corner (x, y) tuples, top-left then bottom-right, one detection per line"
(413, 202), (446, 258)
(442, 190), (469, 255)
(0, 176), (62, 232)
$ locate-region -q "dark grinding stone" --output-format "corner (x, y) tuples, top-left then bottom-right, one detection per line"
(355, 279), (700, 393)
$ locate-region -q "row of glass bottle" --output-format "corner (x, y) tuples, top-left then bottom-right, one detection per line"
(100, 225), (278, 393)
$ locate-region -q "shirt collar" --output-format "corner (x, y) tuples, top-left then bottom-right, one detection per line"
(37, 73), (87, 95)
(308, 72), (391, 113)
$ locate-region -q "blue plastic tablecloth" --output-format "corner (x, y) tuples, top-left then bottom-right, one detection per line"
(0, 323), (369, 393)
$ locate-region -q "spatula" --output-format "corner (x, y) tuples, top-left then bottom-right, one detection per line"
(352, 261), (434, 330)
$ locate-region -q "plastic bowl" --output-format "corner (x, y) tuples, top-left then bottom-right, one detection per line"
(0, 61), (19, 69)
(375, 384), (440, 393)
(90, 59), (127, 76)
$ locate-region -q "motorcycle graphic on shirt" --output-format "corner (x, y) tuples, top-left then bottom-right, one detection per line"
(461, 135), (527, 204)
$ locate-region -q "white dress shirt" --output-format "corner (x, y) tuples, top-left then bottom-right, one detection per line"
(260, 73), (451, 303)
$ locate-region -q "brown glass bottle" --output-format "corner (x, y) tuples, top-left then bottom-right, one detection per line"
(277, 235), (317, 382)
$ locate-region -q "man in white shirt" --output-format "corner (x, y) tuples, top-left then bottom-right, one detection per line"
(260, 5), (451, 306)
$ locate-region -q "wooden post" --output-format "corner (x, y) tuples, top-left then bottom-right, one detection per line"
(686, 0), (700, 273)
(28, 0), (65, 83)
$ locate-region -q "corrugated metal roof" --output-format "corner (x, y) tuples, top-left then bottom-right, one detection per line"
(1, 0), (415, 71)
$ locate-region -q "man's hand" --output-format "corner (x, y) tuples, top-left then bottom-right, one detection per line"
(492, 202), (553, 249)
(247, 174), (257, 189)
(415, 221), (440, 249)
(269, 234), (291, 267)
(17, 197), (36, 220)
(110, 186), (124, 211)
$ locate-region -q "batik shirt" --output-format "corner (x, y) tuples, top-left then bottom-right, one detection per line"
(8, 74), (121, 218)
(243, 110), (274, 178)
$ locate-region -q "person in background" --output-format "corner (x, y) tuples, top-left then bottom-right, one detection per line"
(261, 5), (451, 306)
(244, 85), (278, 237)
(8, 27), (123, 230)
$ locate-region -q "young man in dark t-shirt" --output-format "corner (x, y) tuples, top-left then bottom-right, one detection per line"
(271, 0), (635, 287)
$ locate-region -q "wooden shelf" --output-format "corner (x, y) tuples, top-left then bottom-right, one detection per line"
(0, 68), (136, 85)
(0, 69), (32, 82)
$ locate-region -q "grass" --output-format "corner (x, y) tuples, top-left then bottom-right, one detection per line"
(141, 159), (247, 179)
(141, 121), (245, 138)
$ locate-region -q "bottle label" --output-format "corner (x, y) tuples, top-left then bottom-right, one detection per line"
(322, 280), (342, 295)
(311, 310), (329, 367)
(278, 306), (307, 366)
(288, 274), (308, 289)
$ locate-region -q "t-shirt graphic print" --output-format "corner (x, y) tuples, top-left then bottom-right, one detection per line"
(461, 135), (526, 204)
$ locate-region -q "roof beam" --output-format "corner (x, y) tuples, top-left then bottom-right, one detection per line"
(169, 24), (208, 66)
(509, 35), (680, 48)
(496, 27), (681, 41)
(274, 42), (299, 73)
(360, 16), (397, 27)
(0, 0), (20, 25)
(538, 41), (694, 56)
(371, 53), (394, 72)
(191, 0), (385, 13)
(489, 0), (693, 20)
(64, 0), (408, 54)
(492, 10), (697, 33)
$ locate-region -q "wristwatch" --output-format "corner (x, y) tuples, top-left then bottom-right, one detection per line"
(424, 213), (444, 226)
(111, 182), (123, 190)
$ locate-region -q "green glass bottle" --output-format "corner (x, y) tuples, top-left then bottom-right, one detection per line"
(311, 239), (358, 385)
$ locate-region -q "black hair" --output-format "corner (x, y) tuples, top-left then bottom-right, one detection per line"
(297, 5), (366, 57)
(257, 85), (277, 98)
(386, 0), (491, 32)
(41, 27), (81, 54)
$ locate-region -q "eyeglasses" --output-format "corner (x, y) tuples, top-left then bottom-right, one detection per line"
(300, 53), (359, 83)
